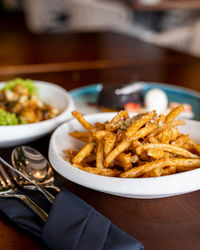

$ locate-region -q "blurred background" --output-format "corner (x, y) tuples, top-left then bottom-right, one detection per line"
(1, 0), (200, 57)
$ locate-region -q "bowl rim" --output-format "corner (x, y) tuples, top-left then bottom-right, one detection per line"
(70, 81), (200, 99)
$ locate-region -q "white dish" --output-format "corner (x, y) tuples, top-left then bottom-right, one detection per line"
(49, 113), (200, 199)
(0, 80), (75, 147)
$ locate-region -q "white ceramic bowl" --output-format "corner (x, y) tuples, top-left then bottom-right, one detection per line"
(49, 112), (200, 199)
(0, 80), (75, 147)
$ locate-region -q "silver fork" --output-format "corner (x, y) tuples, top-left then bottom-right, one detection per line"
(0, 163), (48, 222)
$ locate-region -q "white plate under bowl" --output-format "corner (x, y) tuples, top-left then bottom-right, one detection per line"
(49, 113), (200, 199)
(0, 80), (75, 147)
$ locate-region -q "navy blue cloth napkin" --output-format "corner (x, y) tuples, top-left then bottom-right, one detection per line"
(0, 188), (143, 250)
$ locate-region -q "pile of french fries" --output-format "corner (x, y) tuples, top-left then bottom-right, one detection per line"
(63, 105), (200, 178)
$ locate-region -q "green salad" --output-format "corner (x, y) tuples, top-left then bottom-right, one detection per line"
(0, 108), (20, 125)
(2, 78), (38, 95)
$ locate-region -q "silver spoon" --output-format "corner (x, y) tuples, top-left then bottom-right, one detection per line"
(0, 156), (55, 204)
(0, 163), (48, 222)
(12, 146), (60, 193)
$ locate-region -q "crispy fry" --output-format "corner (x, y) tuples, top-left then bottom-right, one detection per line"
(93, 130), (116, 156)
(165, 105), (184, 123)
(161, 166), (176, 176)
(95, 122), (105, 130)
(132, 140), (142, 152)
(170, 127), (179, 142)
(126, 111), (156, 138)
(105, 110), (129, 132)
(168, 158), (200, 168)
(63, 149), (78, 161)
(172, 134), (189, 147)
(136, 143), (199, 159)
(69, 131), (90, 143)
(104, 139), (131, 167)
(93, 130), (109, 140)
(176, 165), (199, 172)
(158, 128), (171, 144)
(73, 163), (122, 177)
(148, 136), (159, 144)
(72, 142), (95, 164)
(116, 130), (126, 143)
(133, 123), (158, 141)
(143, 167), (163, 177)
(187, 139), (200, 155)
(83, 154), (96, 163)
(72, 111), (96, 133)
(96, 141), (104, 169)
(144, 165), (176, 177)
(139, 150), (150, 161)
(147, 148), (171, 159)
(143, 165), (176, 177)
(117, 153), (133, 171)
(121, 158), (200, 178)
(104, 133), (116, 156)
(131, 154), (139, 164)
(121, 158), (167, 178)
(157, 114), (165, 124)
(148, 120), (185, 138)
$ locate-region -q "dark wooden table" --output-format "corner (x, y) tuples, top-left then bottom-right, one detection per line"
(0, 14), (200, 250)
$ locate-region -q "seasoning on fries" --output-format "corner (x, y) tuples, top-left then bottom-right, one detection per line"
(63, 105), (200, 178)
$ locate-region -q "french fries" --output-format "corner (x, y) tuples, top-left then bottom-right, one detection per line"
(136, 144), (199, 159)
(120, 158), (200, 178)
(71, 111), (96, 134)
(69, 131), (90, 143)
(105, 110), (129, 132)
(96, 141), (104, 169)
(117, 153), (133, 171)
(73, 163), (122, 177)
(165, 105), (184, 123)
(72, 142), (95, 164)
(63, 106), (200, 178)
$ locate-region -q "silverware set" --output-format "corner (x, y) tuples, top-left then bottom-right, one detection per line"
(0, 146), (60, 222)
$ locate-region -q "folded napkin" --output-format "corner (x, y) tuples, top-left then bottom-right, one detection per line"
(0, 188), (143, 250)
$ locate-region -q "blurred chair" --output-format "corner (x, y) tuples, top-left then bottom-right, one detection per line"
(190, 20), (200, 57)
(21, 0), (133, 33)
(149, 18), (200, 57)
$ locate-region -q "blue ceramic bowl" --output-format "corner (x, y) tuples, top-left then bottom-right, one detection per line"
(70, 82), (200, 120)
